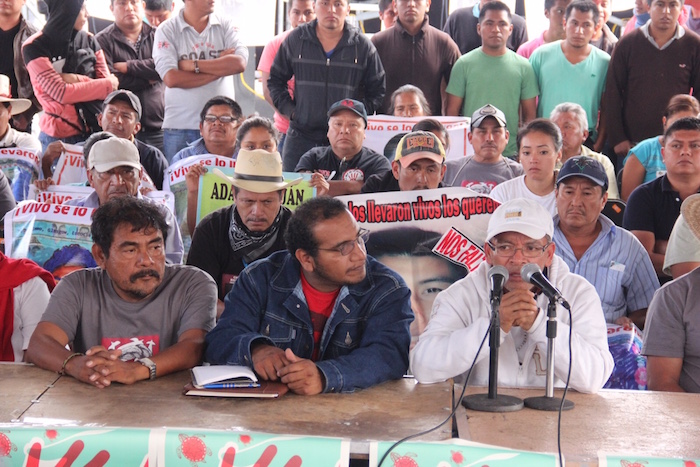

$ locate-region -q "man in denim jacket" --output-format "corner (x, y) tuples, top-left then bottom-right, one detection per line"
(205, 197), (412, 395)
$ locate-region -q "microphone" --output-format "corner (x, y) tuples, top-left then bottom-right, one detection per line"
(488, 265), (509, 303)
(520, 263), (570, 309)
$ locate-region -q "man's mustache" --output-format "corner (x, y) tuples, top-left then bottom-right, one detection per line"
(130, 270), (161, 283)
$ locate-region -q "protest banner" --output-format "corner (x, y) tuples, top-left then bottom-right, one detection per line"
(4, 202), (96, 281)
(52, 143), (87, 185)
(163, 154), (237, 249)
(365, 115), (472, 162)
(371, 439), (558, 467)
(27, 184), (94, 205)
(0, 147), (41, 202)
(196, 170), (315, 224)
(339, 187), (497, 346)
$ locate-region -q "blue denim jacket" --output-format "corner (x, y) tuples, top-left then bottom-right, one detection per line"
(205, 251), (412, 393)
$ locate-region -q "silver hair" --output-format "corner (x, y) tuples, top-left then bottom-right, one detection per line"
(388, 85), (431, 116)
(550, 102), (588, 133)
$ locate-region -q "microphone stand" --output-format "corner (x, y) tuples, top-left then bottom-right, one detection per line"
(524, 298), (574, 411)
(462, 288), (524, 412)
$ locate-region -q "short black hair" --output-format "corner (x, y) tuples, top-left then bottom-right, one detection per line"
(236, 116), (280, 149)
(412, 118), (450, 151)
(366, 227), (467, 279)
(144, 0), (173, 10)
(663, 116), (700, 142)
(479, 1), (512, 21)
(92, 197), (169, 258)
(83, 131), (116, 166)
(199, 96), (243, 123)
(517, 118), (563, 152)
(565, 0), (600, 24)
(285, 197), (349, 258)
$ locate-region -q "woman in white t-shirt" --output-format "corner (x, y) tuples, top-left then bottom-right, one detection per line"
(489, 119), (562, 216)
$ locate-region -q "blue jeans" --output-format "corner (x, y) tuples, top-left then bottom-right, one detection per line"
(163, 129), (201, 164)
(281, 126), (327, 172)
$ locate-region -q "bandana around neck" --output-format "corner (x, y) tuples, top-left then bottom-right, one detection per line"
(228, 205), (284, 262)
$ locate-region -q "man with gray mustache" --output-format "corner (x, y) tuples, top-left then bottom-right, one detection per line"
(26, 197), (217, 388)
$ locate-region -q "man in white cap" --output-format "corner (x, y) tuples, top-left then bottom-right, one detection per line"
(205, 197), (412, 395)
(362, 130), (446, 193)
(65, 137), (184, 264)
(643, 193), (700, 393)
(187, 149), (301, 318)
(411, 198), (613, 393)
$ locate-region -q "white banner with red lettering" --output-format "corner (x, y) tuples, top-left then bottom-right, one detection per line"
(52, 143), (87, 185)
(364, 115), (472, 162)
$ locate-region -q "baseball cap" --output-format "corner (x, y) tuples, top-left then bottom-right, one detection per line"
(556, 156), (608, 191)
(486, 198), (554, 242)
(104, 89), (142, 120)
(88, 137), (142, 172)
(327, 99), (368, 127)
(470, 104), (507, 131)
(395, 131), (445, 166)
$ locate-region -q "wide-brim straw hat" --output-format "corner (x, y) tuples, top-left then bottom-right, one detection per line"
(212, 149), (302, 193)
(681, 193), (700, 241)
(0, 75), (31, 116)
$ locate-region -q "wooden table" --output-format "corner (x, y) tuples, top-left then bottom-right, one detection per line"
(457, 386), (700, 464)
(0, 363), (59, 423)
(4, 365), (453, 457)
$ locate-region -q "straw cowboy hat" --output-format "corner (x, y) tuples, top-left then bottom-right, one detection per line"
(681, 193), (700, 241)
(213, 149), (302, 193)
(0, 75), (32, 116)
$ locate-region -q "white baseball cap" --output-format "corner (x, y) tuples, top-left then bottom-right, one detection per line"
(486, 198), (554, 242)
(87, 137), (141, 173)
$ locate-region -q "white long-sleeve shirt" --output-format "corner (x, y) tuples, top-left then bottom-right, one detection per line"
(411, 255), (614, 393)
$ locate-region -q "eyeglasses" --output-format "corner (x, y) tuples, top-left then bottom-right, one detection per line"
(486, 241), (551, 258)
(94, 167), (139, 182)
(203, 114), (239, 124)
(318, 228), (370, 256)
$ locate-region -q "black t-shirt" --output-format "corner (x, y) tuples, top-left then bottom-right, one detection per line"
(361, 170), (400, 193)
(135, 139), (168, 190)
(187, 205), (292, 300)
(0, 23), (21, 97)
(295, 146), (391, 184)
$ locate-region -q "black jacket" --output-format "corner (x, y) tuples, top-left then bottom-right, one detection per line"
(96, 23), (164, 132)
(268, 20), (385, 141)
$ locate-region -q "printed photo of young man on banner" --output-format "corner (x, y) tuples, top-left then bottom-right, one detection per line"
(339, 187), (498, 346)
(0, 147), (41, 202)
(364, 115), (472, 162)
(4, 202), (97, 281)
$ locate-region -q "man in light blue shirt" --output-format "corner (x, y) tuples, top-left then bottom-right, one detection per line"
(553, 156), (659, 328)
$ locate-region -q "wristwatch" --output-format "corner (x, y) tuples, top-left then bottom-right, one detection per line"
(137, 357), (157, 380)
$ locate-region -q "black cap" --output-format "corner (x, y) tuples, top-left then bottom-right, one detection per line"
(557, 156), (608, 191)
(104, 89), (142, 120)
(327, 99), (368, 126)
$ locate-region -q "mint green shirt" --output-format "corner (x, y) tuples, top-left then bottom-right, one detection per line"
(530, 41), (610, 137)
(446, 48), (539, 157)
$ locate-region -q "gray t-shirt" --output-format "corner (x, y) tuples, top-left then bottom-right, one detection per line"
(444, 155), (523, 194)
(642, 267), (700, 393)
(41, 265), (217, 360)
